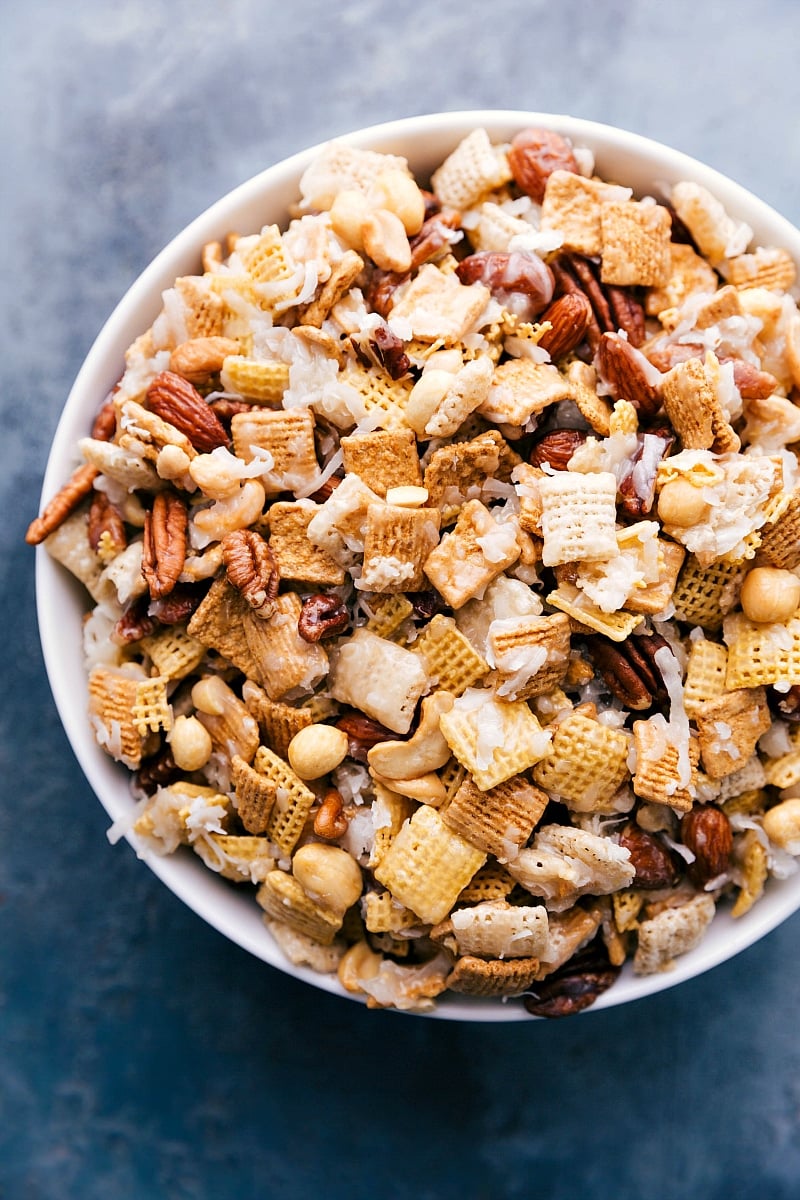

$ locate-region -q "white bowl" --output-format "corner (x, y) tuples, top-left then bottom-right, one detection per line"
(36, 110), (800, 1021)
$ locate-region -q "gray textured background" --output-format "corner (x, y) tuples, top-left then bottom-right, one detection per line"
(5, 3), (800, 1197)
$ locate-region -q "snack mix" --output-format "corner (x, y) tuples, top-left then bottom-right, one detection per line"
(29, 125), (800, 1016)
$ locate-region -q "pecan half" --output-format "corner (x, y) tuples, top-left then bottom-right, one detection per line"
(147, 371), (230, 453)
(524, 939), (621, 1018)
(619, 825), (681, 889)
(91, 400), (118, 442)
(208, 397), (255, 425)
(507, 127), (579, 203)
(335, 712), (395, 762)
(112, 595), (157, 646)
(553, 254), (645, 350)
(150, 584), (204, 625)
(617, 430), (675, 520)
(370, 323), (411, 380)
(135, 746), (180, 794)
(409, 209), (461, 269)
(87, 492), (126, 561)
(298, 593), (349, 643)
(456, 251), (555, 320)
(529, 429), (587, 471)
(141, 490), (188, 599)
(681, 807), (733, 887)
(314, 788), (349, 840)
(537, 292), (593, 360)
(595, 332), (662, 418)
(221, 529), (279, 617)
(25, 463), (99, 545)
(584, 633), (671, 712)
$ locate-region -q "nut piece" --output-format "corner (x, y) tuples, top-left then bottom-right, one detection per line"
(141, 490), (188, 599)
(221, 528), (279, 617)
(147, 371), (230, 453)
(288, 723), (349, 780)
(313, 788), (349, 841)
(507, 126), (579, 204)
(763, 798), (800, 853)
(25, 463), (99, 545)
(292, 843), (363, 917)
(740, 567), (800, 625)
(680, 806), (733, 887)
(169, 336), (241, 383)
(170, 714), (213, 772)
(618, 825), (680, 889)
(335, 713), (395, 762)
(528, 429), (587, 471)
(297, 593), (350, 642)
(537, 292), (593, 360)
(584, 634), (669, 712)
(595, 332), (661, 417)
(456, 250), (555, 321)
(524, 940), (620, 1018)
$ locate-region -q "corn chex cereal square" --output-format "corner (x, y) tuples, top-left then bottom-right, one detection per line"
(447, 955), (541, 997)
(456, 861), (516, 904)
(252, 745), (317, 855)
(175, 277), (227, 338)
(430, 128), (512, 209)
(672, 555), (745, 631)
(374, 805), (486, 925)
(267, 500), (345, 586)
(231, 753), (278, 834)
(546, 584), (644, 642)
(359, 503), (441, 593)
(340, 429), (422, 496)
(756, 488), (800, 570)
(694, 686), (772, 779)
(532, 710), (630, 811)
(242, 592), (328, 701)
(365, 593), (414, 641)
(412, 614), (489, 695)
(369, 784), (416, 869)
(243, 684), (313, 759)
(723, 611), (800, 690)
(538, 470), (618, 567)
(489, 613), (572, 701)
(632, 719), (700, 812)
(389, 264), (490, 345)
(239, 225), (294, 286)
(439, 691), (552, 791)
(442, 773), (548, 860)
(424, 430), (520, 523)
(479, 359), (572, 426)
(683, 638), (729, 717)
(423, 499), (520, 609)
(645, 242), (719, 316)
(727, 247), (797, 292)
(600, 200), (671, 287)
(540, 171), (612, 256)
(140, 627), (207, 680)
(231, 407), (319, 496)
(257, 871), (342, 945)
(88, 666), (146, 769)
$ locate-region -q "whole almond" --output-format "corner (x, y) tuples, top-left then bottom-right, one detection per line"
(169, 336), (240, 383)
(528, 429), (587, 471)
(595, 332), (661, 418)
(681, 806), (733, 887)
(538, 293), (593, 360)
(619, 825), (680, 889)
(147, 371), (230, 453)
(508, 127), (579, 204)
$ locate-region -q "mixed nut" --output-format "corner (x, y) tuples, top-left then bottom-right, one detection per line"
(28, 123), (800, 1016)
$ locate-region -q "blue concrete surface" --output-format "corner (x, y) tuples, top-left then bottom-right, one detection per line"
(5, 3), (800, 1196)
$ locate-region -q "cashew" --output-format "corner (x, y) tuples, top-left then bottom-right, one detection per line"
(367, 691), (454, 780)
(370, 768), (447, 807)
(191, 479), (266, 546)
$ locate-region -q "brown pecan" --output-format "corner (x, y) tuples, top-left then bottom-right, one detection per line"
(308, 473), (343, 504)
(298, 593), (349, 643)
(524, 939), (620, 1018)
(221, 529), (279, 617)
(87, 492), (126, 560)
(772, 685), (800, 722)
(409, 209), (461, 269)
(25, 463), (99, 545)
(208, 397), (255, 424)
(595, 332), (662, 418)
(507, 127), (579, 203)
(91, 400), (118, 442)
(370, 323), (411, 380)
(314, 788), (349, 840)
(150, 584), (204, 625)
(537, 293), (593, 360)
(681, 807), (733, 887)
(528, 429), (587, 471)
(617, 430), (675, 519)
(456, 251), (555, 320)
(619, 825), (681, 889)
(366, 270), (406, 319)
(112, 596), (157, 646)
(335, 712), (394, 762)
(584, 633), (671, 712)
(553, 255), (645, 351)
(147, 371), (230, 453)
(141, 490), (188, 599)
(169, 336), (240, 383)
(135, 745), (180, 794)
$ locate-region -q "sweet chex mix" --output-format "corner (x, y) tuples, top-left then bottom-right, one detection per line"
(29, 123), (800, 1016)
